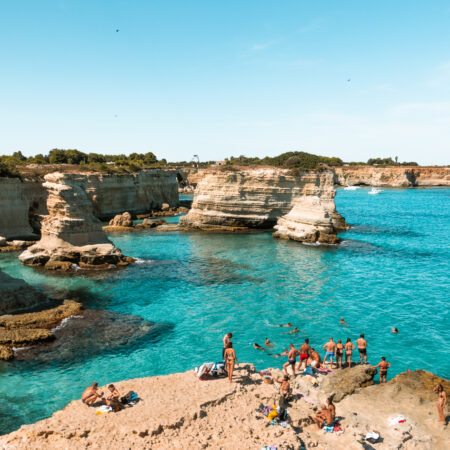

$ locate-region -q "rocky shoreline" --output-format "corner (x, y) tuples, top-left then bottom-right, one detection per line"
(0, 364), (447, 449)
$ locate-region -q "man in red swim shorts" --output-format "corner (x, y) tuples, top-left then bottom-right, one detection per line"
(297, 338), (311, 370)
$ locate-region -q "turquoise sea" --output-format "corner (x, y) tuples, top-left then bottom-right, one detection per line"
(0, 188), (449, 435)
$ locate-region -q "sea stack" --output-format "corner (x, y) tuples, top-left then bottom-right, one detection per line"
(180, 167), (346, 243)
(19, 172), (128, 270)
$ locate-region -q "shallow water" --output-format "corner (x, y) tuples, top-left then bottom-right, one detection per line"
(0, 188), (449, 434)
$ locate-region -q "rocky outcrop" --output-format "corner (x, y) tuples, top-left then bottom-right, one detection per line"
(0, 269), (47, 314)
(1, 365), (448, 449)
(109, 212), (133, 228)
(0, 300), (82, 360)
(83, 170), (179, 220)
(180, 167), (346, 243)
(334, 166), (450, 187)
(0, 178), (38, 239)
(18, 173), (129, 270)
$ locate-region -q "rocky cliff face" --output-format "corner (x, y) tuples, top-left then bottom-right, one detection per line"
(83, 170), (179, 220)
(334, 166), (450, 187)
(180, 167), (346, 243)
(0, 178), (38, 239)
(19, 173), (128, 270)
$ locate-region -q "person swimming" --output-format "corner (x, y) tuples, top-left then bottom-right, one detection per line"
(391, 327), (399, 334)
(340, 318), (348, 326)
(253, 343), (265, 350)
(277, 322), (293, 328)
(265, 338), (274, 347)
(288, 327), (299, 334)
(269, 348), (288, 358)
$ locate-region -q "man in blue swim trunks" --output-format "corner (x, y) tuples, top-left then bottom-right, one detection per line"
(283, 344), (299, 378)
(323, 337), (337, 367)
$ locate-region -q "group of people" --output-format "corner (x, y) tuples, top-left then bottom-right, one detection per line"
(81, 382), (121, 408)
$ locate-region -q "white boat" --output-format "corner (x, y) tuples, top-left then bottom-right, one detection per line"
(344, 184), (360, 190)
(368, 187), (382, 195)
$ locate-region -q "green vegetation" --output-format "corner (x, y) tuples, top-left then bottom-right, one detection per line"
(0, 148), (419, 175)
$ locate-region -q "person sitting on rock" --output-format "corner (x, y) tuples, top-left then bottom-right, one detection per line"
(275, 375), (292, 400)
(105, 384), (123, 411)
(313, 396), (335, 429)
(309, 348), (322, 369)
(81, 382), (105, 406)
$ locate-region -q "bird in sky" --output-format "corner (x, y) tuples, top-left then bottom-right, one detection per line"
(116, 29), (120, 32)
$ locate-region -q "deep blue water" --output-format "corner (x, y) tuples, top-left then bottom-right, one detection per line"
(0, 188), (449, 435)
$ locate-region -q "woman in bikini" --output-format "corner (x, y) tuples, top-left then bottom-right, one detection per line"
(335, 339), (344, 369)
(224, 342), (238, 383)
(344, 338), (355, 368)
(373, 357), (391, 383)
(433, 384), (447, 426)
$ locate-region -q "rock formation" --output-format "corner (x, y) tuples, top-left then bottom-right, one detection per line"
(1, 364), (448, 449)
(333, 166), (450, 187)
(109, 212), (133, 228)
(180, 167), (347, 243)
(0, 300), (82, 360)
(19, 173), (129, 270)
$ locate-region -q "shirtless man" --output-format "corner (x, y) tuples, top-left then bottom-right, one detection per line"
(81, 382), (104, 406)
(313, 396), (335, 429)
(297, 338), (311, 371)
(275, 375), (292, 399)
(323, 337), (337, 367)
(283, 344), (299, 378)
(278, 322), (293, 328)
(223, 332), (232, 359)
(373, 357), (391, 383)
(433, 384), (447, 426)
(340, 318), (348, 327)
(357, 334), (368, 364)
(309, 348), (322, 369)
(289, 327), (299, 334)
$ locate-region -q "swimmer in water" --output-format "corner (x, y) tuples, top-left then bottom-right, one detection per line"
(391, 327), (399, 334)
(269, 348), (289, 358)
(289, 327), (300, 334)
(265, 338), (274, 347)
(253, 343), (265, 350)
(340, 318), (348, 327)
(277, 322), (293, 328)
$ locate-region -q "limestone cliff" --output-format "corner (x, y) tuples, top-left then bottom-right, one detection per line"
(333, 166), (450, 187)
(179, 167), (346, 243)
(0, 178), (38, 239)
(19, 173), (128, 270)
(83, 170), (179, 220)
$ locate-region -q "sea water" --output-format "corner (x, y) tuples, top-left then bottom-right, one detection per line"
(0, 188), (449, 434)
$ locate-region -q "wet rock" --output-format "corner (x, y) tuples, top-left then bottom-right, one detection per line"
(0, 327), (54, 346)
(109, 212), (133, 228)
(161, 203), (170, 211)
(0, 344), (14, 360)
(14, 310), (174, 362)
(0, 236), (6, 247)
(135, 218), (167, 230)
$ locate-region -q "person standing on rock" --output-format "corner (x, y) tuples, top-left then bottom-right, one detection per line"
(224, 342), (238, 383)
(283, 344), (299, 378)
(223, 332), (232, 359)
(323, 337), (337, 367)
(297, 338), (311, 371)
(335, 339), (344, 369)
(344, 338), (355, 367)
(373, 357), (391, 383)
(433, 384), (447, 426)
(357, 334), (368, 364)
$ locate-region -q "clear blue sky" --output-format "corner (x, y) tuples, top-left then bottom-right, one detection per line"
(1, 1), (449, 164)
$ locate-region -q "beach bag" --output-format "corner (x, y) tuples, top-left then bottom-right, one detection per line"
(120, 391), (138, 404)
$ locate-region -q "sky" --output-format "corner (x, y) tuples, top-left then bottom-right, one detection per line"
(0, 1), (449, 165)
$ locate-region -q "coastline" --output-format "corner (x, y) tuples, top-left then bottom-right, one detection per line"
(1, 364), (448, 449)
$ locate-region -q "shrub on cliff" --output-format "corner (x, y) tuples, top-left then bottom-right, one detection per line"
(0, 161), (20, 178)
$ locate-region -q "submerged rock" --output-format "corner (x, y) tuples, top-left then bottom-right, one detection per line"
(14, 310), (174, 362)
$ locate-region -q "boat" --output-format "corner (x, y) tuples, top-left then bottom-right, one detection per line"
(344, 184), (360, 190)
(368, 187), (382, 195)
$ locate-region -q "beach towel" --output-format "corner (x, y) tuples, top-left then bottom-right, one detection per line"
(324, 425), (334, 432)
(388, 415), (406, 425)
(95, 405), (112, 415)
(364, 431), (380, 443)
